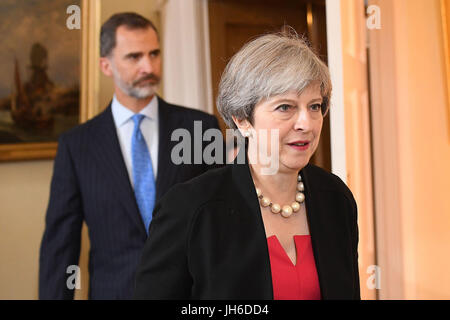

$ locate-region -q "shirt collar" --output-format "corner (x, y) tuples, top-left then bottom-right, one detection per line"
(111, 94), (159, 128)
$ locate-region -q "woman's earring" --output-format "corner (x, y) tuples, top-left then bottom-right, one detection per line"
(243, 131), (251, 138)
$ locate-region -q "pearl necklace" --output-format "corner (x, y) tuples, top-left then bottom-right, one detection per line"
(255, 174), (305, 218)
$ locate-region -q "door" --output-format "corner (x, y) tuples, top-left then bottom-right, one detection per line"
(208, 0), (331, 171)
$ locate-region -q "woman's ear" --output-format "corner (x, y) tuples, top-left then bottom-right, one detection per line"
(232, 116), (252, 135)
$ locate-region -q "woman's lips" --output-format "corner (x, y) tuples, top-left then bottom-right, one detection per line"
(288, 141), (310, 151)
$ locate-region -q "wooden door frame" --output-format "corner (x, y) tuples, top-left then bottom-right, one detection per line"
(326, 0), (378, 299)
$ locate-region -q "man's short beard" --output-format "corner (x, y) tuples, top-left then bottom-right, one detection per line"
(111, 66), (160, 99)
(126, 83), (159, 99)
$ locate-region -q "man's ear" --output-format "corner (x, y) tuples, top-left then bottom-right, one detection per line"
(232, 116), (252, 134)
(99, 57), (113, 77)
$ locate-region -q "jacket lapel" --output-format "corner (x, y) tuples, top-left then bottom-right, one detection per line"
(301, 165), (355, 299)
(155, 97), (181, 201)
(301, 166), (328, 298)
(231, 148), (274, 299)
(90, 105), (147, 234)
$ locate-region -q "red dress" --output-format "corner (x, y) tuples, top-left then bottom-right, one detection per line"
(267, 235), (321, 300)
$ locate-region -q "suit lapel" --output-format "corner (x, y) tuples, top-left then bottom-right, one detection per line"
(90, 98), (183, 233)
(90, 105), (147, 234)
(301, 166), (328, 299)
(155, 97), (180, 201)
(301, 165), (354, 299)
(231, 148), (274, 299)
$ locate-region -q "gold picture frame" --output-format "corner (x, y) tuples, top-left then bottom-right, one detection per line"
(0, 0), (100, 162)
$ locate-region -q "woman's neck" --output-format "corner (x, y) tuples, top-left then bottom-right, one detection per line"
(246, 139), (300, 204)
(249, 162), (300, 205)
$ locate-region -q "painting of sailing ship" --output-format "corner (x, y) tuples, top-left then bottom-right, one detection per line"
(0, 0), (81, 146)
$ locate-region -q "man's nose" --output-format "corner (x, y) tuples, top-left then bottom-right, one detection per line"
(139, 56), (153, 74)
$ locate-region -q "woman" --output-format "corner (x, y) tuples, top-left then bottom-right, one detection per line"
(134, 31), (360, 300)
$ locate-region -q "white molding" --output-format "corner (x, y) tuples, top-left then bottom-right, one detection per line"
(326, 0), (347, 183)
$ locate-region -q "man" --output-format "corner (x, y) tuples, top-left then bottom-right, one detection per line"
(39, 12), (222, 299)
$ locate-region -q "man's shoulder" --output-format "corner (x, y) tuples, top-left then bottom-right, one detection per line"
(159, 164), (231, 209)
(160, 98), (217, 122)
(59, 106), (111, 142)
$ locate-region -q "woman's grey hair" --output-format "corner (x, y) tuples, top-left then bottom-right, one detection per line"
(216, 29), (332, 130)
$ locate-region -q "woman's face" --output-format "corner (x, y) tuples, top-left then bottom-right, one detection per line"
(241, 82), (324, 174)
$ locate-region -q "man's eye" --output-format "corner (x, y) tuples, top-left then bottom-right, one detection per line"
(309, 103), (322, 112)
(275, 104), (293, 112)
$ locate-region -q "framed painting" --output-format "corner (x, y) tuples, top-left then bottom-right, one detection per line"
(0, 0), (96, 161)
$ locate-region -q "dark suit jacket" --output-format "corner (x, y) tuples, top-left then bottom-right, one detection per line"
(39, 96), (221, 299)
(134, 149), (360, 300)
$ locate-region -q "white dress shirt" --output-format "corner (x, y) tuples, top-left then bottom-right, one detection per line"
(111, 95), (159, 187)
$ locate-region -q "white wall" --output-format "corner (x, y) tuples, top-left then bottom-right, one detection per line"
(0, 160), (53, 299)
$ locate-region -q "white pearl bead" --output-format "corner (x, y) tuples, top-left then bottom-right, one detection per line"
(291, 202), (300, 212)
(255, 179), (306, 218)
(261, 197), (271, 207)
(296, 192), (305, 203)
(281, 205), (293, 218)
(271, 203), (281, 214)
(298, 174), (302, 181)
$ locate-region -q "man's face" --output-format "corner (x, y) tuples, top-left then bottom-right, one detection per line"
(102, 25), (162, 99)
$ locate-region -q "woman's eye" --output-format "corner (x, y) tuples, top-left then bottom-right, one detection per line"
(275, 104), (292, 112)
(309, 103), (322, 112)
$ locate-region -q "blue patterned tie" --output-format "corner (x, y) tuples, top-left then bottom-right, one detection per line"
(131, 114), (156, 235)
